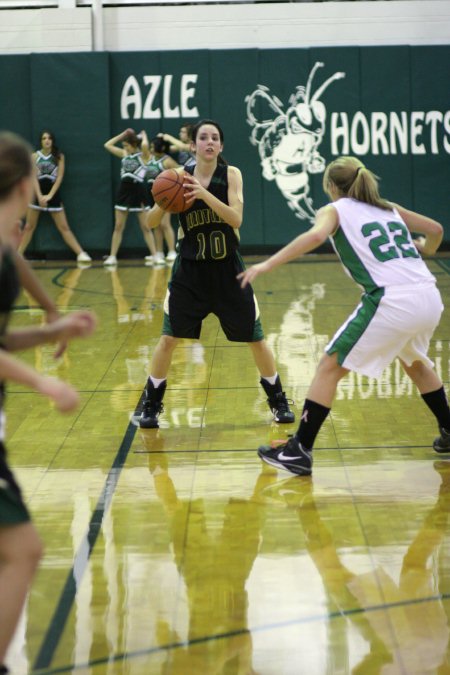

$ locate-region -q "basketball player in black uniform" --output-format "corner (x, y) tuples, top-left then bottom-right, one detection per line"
(139, 119), (294, 429)
(0, 132), (97, 671)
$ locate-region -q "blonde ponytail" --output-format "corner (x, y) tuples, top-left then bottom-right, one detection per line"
(323, 156), (392, 211)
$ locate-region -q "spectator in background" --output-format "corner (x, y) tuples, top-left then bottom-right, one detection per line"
(144, 136), (179, 264)
(103, 128), (158, 266)
(158, 123), (195, 167)
(19, 130), (91, 263)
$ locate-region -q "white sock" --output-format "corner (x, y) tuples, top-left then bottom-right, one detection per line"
(150, 376), (166, 388)
(261, 373), (278, 386)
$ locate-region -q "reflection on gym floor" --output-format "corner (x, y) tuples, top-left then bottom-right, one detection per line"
(5, 256), (450, 673)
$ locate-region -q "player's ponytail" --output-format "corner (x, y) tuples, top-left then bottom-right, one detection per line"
(323, 156), (392, 211)
(0, 132), (33, 202)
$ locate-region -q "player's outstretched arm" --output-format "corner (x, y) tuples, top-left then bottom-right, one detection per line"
(3, 310), (97, 352)
(0, 350), (79, 412)
(13, 251), (69, 358)
(238, 205), (337, 288)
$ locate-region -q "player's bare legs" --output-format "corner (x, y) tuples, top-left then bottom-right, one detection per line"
(247, 339), (277, 378)
(248, 339), (294, 423)
(150, 335), (180, 379)
(51, 211), (83, 256)
(18, 208), (39, 254)
(109, 209), (128, 258)
(401, 359), (450, 452)
(400, 358), (443, 394)
(160, 212), (176, 254)
(154, 226), (164, 254)
(139, 335), (180, 428)
(257, 352), (347, 475)
(137, 211), (157, 257)
(0, 523), (43, 663)
(306, 352), (349, 407)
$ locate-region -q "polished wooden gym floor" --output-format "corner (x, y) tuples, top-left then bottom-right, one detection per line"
(5, 254), (450, 674)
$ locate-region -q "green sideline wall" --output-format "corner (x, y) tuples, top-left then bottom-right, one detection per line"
(0, 47), (449, 256)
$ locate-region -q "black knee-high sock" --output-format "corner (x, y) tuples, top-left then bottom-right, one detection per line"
(421, 387), (450, 430)
(295, 399), (331, 450)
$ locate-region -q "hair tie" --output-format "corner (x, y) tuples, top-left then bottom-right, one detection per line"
(356, 166), (363, 176)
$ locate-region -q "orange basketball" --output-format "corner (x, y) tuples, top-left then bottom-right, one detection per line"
(151, 169), (188, 213)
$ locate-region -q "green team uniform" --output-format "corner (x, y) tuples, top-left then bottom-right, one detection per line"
(326, 197), (443, 378)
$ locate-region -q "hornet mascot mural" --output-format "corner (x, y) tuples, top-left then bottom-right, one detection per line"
(246, 62), (345, 223)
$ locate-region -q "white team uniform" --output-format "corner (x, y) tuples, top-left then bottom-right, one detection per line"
(326, 197), (443, 378)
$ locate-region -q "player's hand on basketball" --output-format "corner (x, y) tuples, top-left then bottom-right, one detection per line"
(37, 376), (80, 412)
(237, 262), (270, 288)
(183, 173), (205, 206)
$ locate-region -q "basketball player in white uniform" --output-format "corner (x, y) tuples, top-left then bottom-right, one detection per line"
(238, 155), (450, 475)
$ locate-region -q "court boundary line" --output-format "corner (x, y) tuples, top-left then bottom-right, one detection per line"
(132, 443), (439, 454)
(32, 393), (145, 671)
(31, 592), (450, 673)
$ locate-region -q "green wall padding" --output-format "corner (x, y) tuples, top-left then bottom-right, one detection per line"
(0, 46), (448, 256)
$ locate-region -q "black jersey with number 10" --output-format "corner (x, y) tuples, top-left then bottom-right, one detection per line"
(177, 163), (240, 261)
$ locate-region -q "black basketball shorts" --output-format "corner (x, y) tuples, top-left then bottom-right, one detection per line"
(0, 442), (31, 525)
(162, 254), (264, 342)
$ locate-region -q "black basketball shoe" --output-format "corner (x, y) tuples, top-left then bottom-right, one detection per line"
(260, 376), (295, 424)
(257, 436), (312, 476)
(139, 379), (166, 429)
(433, 427), (450, 453)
